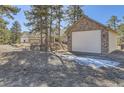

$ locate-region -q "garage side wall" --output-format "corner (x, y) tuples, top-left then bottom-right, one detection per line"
(67, 16), (109, 54)
(109, 31), (117, 53)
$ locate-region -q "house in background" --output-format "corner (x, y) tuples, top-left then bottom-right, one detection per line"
(29, 32), (41, 45)
(20, 32), (40, 44)
(20, 32), (30, 43)
(66, 15), (118, 54)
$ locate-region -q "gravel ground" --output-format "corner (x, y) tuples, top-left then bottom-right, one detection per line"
(0, 45), (124, 87)
(0, 45), (22, 54)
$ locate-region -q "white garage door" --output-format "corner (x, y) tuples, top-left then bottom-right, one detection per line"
(72, 30), (101, 53)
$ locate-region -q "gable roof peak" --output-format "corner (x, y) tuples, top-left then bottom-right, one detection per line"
(66, 14), (117, 34)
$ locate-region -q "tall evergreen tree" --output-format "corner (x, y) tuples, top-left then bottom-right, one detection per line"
(0, 5), (20, 44)
(25, 5), (50, 51)
(54, 5), (63, 38)
(0, 5), (20, 19)
(51, 5), (64, 50)
(118, 24), (124, 35)
(0, 19), (10, 44)
(118, 16), (124, 35)
(66, 5), (84, 26)
(10, 21), (21, 44)
(107, 16), (120, 30)
(48, 5), (55, 50)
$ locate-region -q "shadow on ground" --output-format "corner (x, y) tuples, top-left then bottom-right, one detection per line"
(0, 51), (123, 87)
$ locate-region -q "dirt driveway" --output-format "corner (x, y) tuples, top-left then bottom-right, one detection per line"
(0, 45), (124, 87)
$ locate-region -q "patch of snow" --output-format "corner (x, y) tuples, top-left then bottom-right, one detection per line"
(61, 55), (120, 68)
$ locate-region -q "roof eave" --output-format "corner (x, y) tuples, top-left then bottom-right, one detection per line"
(65, 15), (118, 35)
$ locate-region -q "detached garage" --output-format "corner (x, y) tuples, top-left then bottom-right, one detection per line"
(67, 15), (118, 54)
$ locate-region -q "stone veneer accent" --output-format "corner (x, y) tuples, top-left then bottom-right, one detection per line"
(67, 16), (110, 54)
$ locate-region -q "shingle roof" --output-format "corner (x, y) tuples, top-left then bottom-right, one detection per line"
(66, 14), (118, 34)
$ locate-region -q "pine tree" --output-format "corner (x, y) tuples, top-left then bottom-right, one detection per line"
(0, 5), (20, 44)
(0, 20), (12, 44)
(66, 5), (84, 26)
(0, 5), (20, 19)
(10, 21), (21, 44)
(54, 5), (65, 50)
(25, 5), (50, 51)
(55, 5), (63, 39)
(48, 5), (54, 50)
(107, 16), (120, 30)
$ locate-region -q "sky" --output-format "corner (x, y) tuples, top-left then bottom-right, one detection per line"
(6, 5), (31, 31)
(6, 5), (124, 31)
(83, 5), (124, 24)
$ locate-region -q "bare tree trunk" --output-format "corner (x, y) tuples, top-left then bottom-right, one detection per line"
(58, 6), (65, 51)
(45, 16), (48, 52)
(77, 6), (79, 21)
(49, 7), (53, 51)
(58, 7), (61, 41)
(40, 18), (43, 51)
(114, 21), (116, 30)
(53, 31), (55, 51)
(74, 5), (76, 23)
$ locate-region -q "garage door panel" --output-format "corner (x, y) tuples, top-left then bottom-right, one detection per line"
(72, 30), (101, 53)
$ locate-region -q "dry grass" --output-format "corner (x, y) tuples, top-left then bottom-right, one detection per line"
(0, 45), (123, 87)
